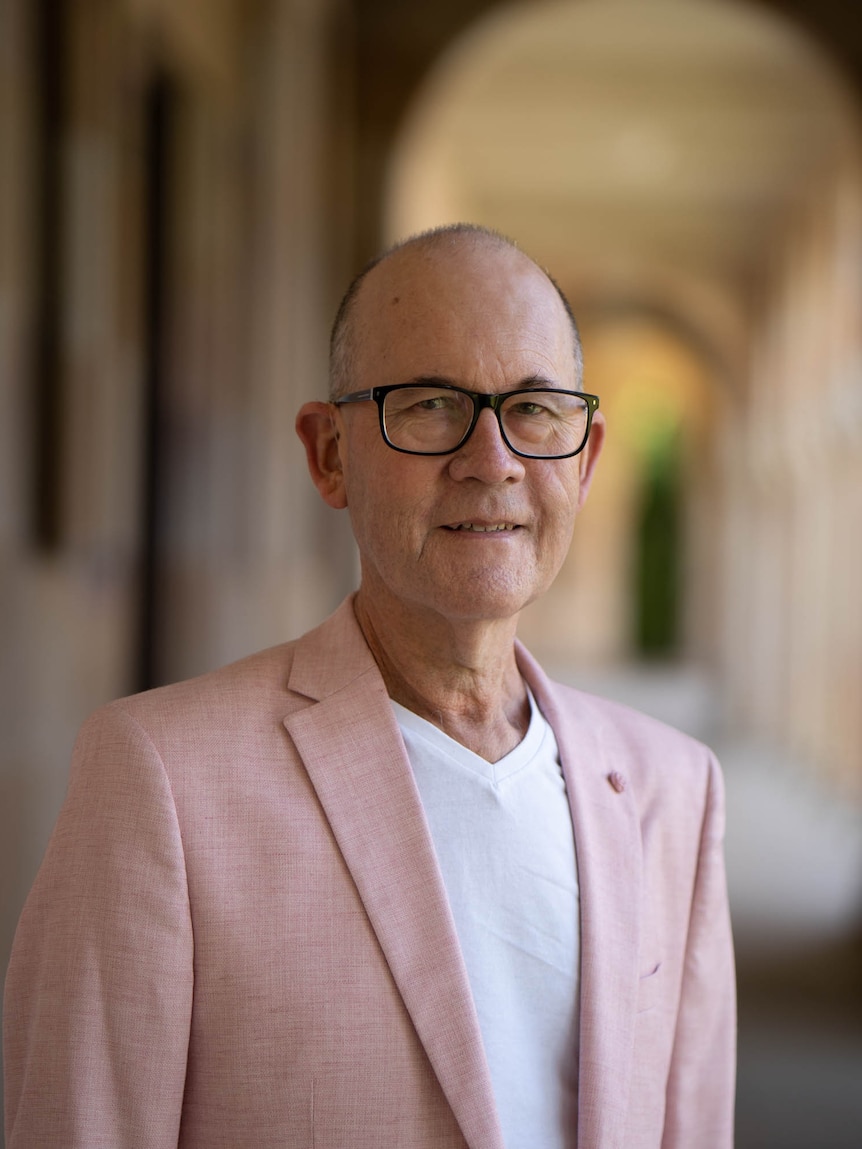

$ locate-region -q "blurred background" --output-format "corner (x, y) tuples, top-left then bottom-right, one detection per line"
(2, 0), (861, 1144)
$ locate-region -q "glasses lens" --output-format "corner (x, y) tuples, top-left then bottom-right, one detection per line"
(500, 390), (589, 457)
(382, 386), (474, 453)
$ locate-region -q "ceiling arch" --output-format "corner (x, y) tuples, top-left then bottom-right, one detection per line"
(386, 0), (862, 345)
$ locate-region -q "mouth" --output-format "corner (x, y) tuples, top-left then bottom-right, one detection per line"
(443, 522), (519, 533)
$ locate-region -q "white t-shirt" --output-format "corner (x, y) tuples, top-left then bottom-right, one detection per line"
(392, 691), (580, 1149)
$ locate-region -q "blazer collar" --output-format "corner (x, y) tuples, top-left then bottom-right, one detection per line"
(285, 600), (643, 1149)
(286, 595), (375, 701)
(284, 597), (505, 1149)
(517, 643), (643, 1149)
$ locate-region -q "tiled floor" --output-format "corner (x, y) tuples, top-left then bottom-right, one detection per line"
(735, 937), (862, 1149)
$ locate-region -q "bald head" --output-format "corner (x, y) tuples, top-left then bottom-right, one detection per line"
(328, 224), (583, 400)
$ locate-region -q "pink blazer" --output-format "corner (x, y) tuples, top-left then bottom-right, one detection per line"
(4, 597), (735, 1148)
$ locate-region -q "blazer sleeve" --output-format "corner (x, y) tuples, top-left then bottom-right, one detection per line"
(661, 752), (737, 1148)
(4, 704), (193, 1149)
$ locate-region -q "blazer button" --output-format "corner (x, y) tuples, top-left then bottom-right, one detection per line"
(608, 771), (627, 793)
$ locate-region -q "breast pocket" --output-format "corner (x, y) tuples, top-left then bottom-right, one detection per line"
(637, 960), (663, 1013)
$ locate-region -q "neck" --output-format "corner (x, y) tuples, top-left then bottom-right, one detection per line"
(354, 588), (529, 762)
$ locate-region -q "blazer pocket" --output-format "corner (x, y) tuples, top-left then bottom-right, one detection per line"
(636, 961), (663, 1013)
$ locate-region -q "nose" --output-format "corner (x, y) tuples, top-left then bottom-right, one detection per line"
(446, 408), (526, 483)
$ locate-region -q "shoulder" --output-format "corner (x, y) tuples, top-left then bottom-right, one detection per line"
(539, 683), (728, 873)
(517, 643), (722, 815)
(81, 595), (367, 754)
(95, 641), (298, 739)
(550, 678), (711, 762)
(66, 643), (302, 798)
(554, 679), (725, 826)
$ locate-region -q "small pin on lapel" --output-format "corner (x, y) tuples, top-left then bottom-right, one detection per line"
(608, 771), (627, 793)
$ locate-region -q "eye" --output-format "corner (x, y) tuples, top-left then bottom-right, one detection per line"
(415, 395), (452, 411)
(509, 399), (549, 417)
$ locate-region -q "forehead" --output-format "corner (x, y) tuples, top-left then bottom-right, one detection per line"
(350, 241), (575, 387)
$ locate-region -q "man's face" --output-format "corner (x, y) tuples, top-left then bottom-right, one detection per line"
(305, 240), (604, 626)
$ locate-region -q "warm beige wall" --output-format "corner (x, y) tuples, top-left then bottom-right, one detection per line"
(150, 0), (356, 683)
(723, 155), (862, 794)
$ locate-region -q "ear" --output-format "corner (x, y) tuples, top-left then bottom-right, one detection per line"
(295, 402), (348, 510)
(576, 411), (606, 509)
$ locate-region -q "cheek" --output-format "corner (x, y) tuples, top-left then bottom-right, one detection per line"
(542, 516), (577, 569)
(534, 470), (582, 536)
(342, 463), (429, 557)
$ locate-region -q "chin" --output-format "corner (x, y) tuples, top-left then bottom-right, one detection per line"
(428, 575), (542, 624)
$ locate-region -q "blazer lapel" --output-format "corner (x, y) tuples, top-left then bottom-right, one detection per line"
(284, 603), (505, 1149)
(518, 645), (643, 1149)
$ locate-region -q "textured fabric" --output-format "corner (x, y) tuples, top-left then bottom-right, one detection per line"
(4, 596), (735, 1149)
(394, 695), (579, 1149)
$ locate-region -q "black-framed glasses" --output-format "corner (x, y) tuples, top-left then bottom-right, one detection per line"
(332, 383), (600, 459)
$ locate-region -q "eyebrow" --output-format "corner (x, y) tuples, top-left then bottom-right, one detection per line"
(397, 374), (561, 391)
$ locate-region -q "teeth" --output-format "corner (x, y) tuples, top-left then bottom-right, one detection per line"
(452, 523), (515, 532)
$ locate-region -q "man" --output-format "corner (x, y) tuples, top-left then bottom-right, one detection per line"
(4, 225), (735, 1148)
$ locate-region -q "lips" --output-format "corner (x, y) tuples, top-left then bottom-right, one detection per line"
(444, 522), (518, 532)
